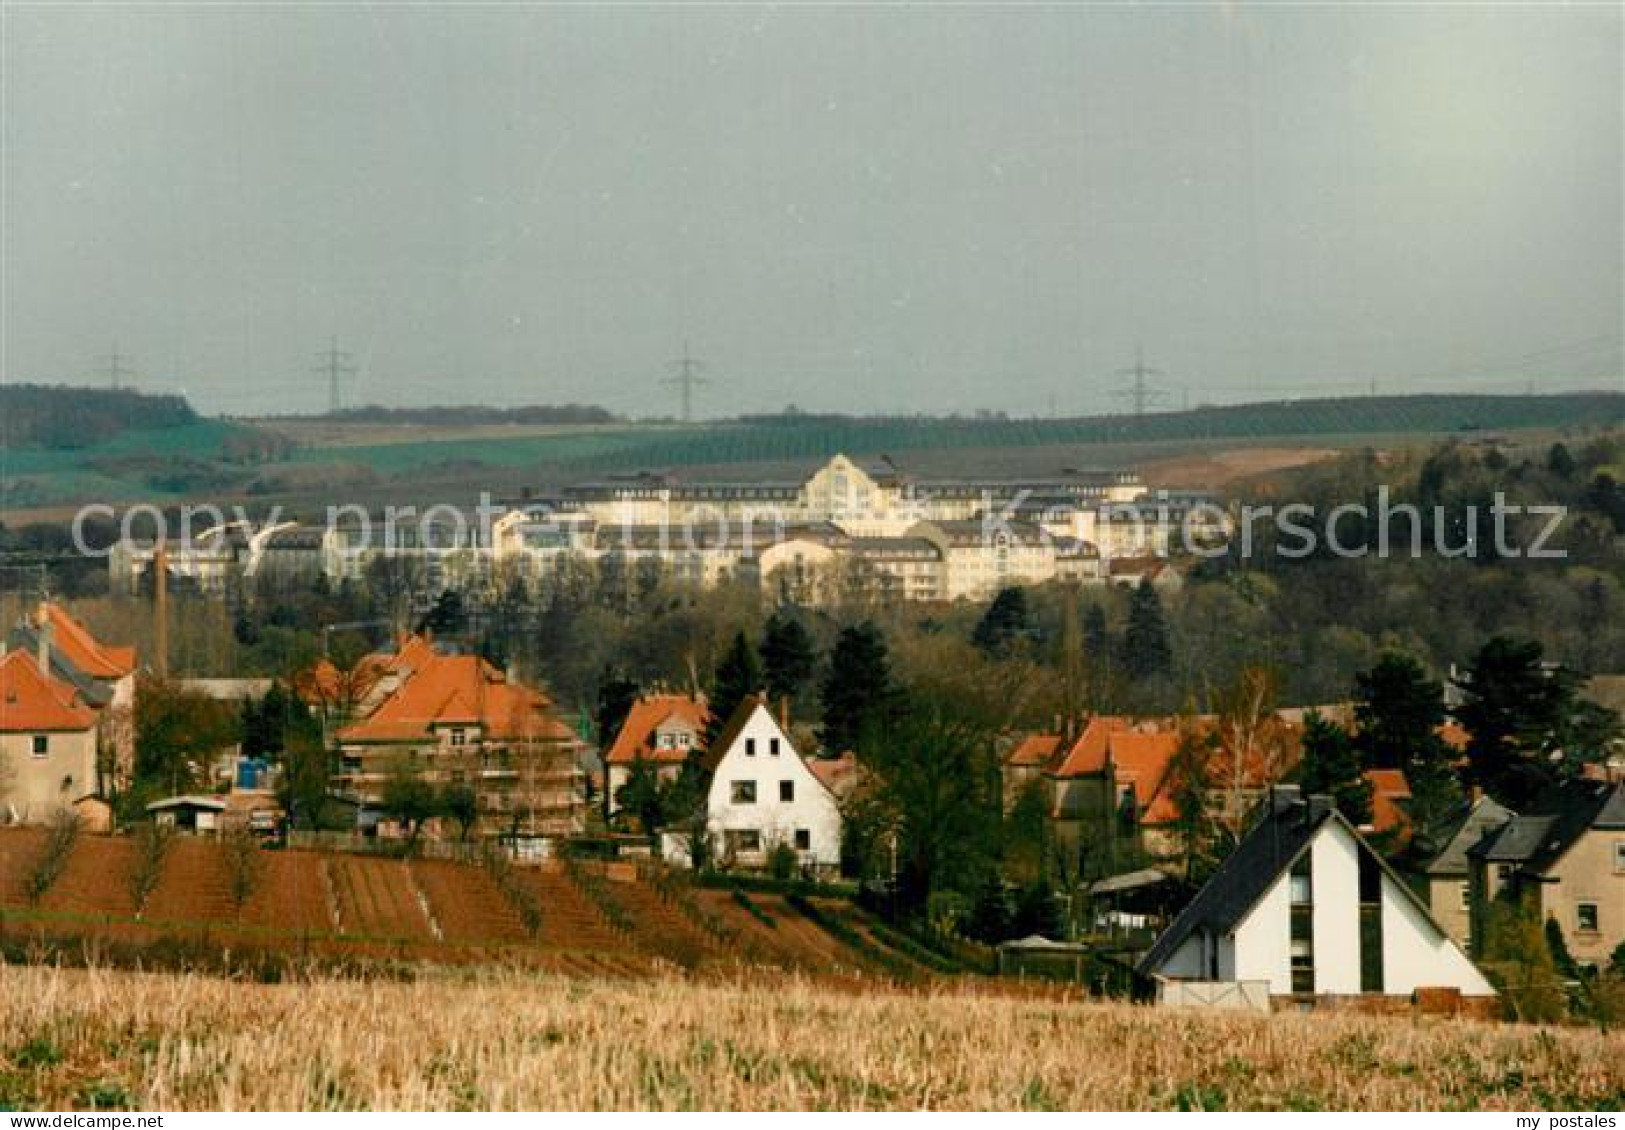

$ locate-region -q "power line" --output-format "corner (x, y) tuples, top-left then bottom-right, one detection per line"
(661, 341), (709, 423)
(98, 343), (137, 390)
(315, 337), (359, 414)
(1111, 344), (1169, 417)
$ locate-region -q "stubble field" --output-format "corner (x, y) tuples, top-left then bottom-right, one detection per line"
(1, 963), (1620, 1111)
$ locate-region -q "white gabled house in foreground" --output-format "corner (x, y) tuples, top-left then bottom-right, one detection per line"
(702, 695), (845, 872)
(1139, 787), (1495, 1009)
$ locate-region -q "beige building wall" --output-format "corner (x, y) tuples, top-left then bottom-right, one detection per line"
(1538, 832), (1625, 967)
(1, 728), (98, 822)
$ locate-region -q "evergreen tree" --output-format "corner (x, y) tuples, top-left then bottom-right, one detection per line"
(1012, 876), (1064, 939)
(419, 589), (467, 637)
(1353, 652), (1446, 770)
(707, 631), (763, 744)
(1083, 603), (1111, 664)
(760, 608), (818, 709)
(1455, 636), (1577, 807)
(1120, 578), (1171, 681)
(1547, 442), (1577, 479)
(819, 621), (897, 754)
(1298, 711), (1373, 825)
(966, 872), (1012, 944)
(593, 667), (640, 822)
(972, 586), (1034, 655)
(1352, 652), (1461, 847)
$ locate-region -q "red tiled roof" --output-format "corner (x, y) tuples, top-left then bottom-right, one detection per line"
(338, 653), (573, 744)
(1109, 730), (1182, 811)
(1364, 768), (1413, 838)
(39, 604), (136, 681)
(809, 751), (863, 800)
(1049, 715), (1134, 777)
(1006, 733), (1063, 768)
(0, 650), (97, 732)
(604, 693), (710, 766)
(294, 633), (440, 707)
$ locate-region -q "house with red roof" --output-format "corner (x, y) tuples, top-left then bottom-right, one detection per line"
(0, 646), (101, 823)
(335, 650), (584, 839)
(603, 692), (711, 813)
(1003, 711), (1307, 875)
(8, 602), (138, 793)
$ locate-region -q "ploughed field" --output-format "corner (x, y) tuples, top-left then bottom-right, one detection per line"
(1, 963), (1620, 1111)
(0, 828), (933, 980)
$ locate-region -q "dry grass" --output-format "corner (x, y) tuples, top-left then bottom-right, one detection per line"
(1, 964), (1620, 1111)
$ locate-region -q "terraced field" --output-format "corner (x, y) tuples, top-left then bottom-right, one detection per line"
(327, 856), (436, 942)
(0, 830), (939, 983)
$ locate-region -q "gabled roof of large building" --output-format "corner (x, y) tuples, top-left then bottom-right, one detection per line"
(338, 652), (572, 745)
(604, 693), (710, 766)
(1424, 795), (1516, 876)
(1468, 778), (1624, 874)
(31, 603), (136, 681)
(0, 649), (98, 733)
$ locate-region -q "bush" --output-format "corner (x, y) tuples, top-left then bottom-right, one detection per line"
(128, 823), (174, 915)
(26, 811), (79, 904)
(767, 841), (799, 881)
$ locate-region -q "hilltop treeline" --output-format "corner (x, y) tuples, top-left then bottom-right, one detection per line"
(313, 404), (620, 426)
(0, 384), (197, 449)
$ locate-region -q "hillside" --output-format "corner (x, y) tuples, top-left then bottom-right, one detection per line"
(273, 391), (1624, 481)
(3, 963), (1619, 1110)
(0, 828), (944, 982)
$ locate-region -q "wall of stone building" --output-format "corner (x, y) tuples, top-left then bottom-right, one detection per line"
(1539, 832), (1625, 967)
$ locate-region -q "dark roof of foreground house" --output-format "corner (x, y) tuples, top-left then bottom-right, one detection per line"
(1468, 778), (1625, 875)
(1138, 786), (1450, 980)
(1138, 788), (1332, 977)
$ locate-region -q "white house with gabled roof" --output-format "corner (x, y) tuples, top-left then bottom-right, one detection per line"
(703, 695), (844, 871)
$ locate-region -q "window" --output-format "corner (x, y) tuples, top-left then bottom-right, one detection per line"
(1615, 842), (1625, 874)
(746, 738), (757, 756)
(30, 735), (48, 758)
(1496, 863), (1513, 883)
(779, 780), (794, 802)
(725, 829), (761, 854)
(677, 732), (691, 749)
(449, 728), (467, 747)
(1289, 856), (1313, 906)
(730, 781), (756, 805)
(770, 737), (781, 756)
(1578, 903), (1600, 933)
(1459, 882), (1471, 913)
(1289, 855), (1314, 993)
(794, 829), (811, 851)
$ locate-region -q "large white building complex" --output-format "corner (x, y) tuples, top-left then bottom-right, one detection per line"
(110, 454), (1226, 606)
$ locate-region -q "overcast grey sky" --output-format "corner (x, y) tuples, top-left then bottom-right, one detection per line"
(2, 3), (1620, 418)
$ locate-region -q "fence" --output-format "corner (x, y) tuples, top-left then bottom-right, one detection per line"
(1155, 978), (1272, 1013)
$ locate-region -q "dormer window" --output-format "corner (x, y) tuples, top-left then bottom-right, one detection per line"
(449, 728), (467, 747)
(677, 732), (691, 749)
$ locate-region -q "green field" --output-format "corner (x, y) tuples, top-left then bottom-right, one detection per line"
(283, 392), (1625, 478)
(4, 392), (1621, 514)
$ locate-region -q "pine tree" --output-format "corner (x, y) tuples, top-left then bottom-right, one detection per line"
(972, 586), (1034, 655)
(1298, 711), (1373, 825)
(1120, 578), (1171, 681)
(1083, 602), (1111, 662)
(1353, 652), (1460, 845)
(707, 631), (763, 744)
(1455, 635), (1576, 808)
(819, 621), (896, 755)
(760, 609), (818, 709)
(1354, 652), (1447, 769)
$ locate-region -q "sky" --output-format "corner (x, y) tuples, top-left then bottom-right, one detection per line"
(2, 3), (1620, 418)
